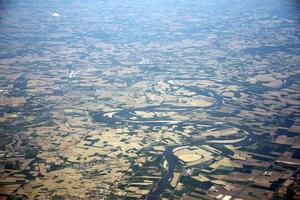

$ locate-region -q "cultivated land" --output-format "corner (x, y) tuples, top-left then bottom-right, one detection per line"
(0, 0), (300, 200)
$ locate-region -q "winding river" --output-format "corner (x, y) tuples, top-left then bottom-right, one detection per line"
(146, 127), (253, 200)
(146, 146), (177, 199)
(90, 80), (256, 199)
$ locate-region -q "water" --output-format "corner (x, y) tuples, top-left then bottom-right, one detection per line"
(0, 0), (300, 199)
